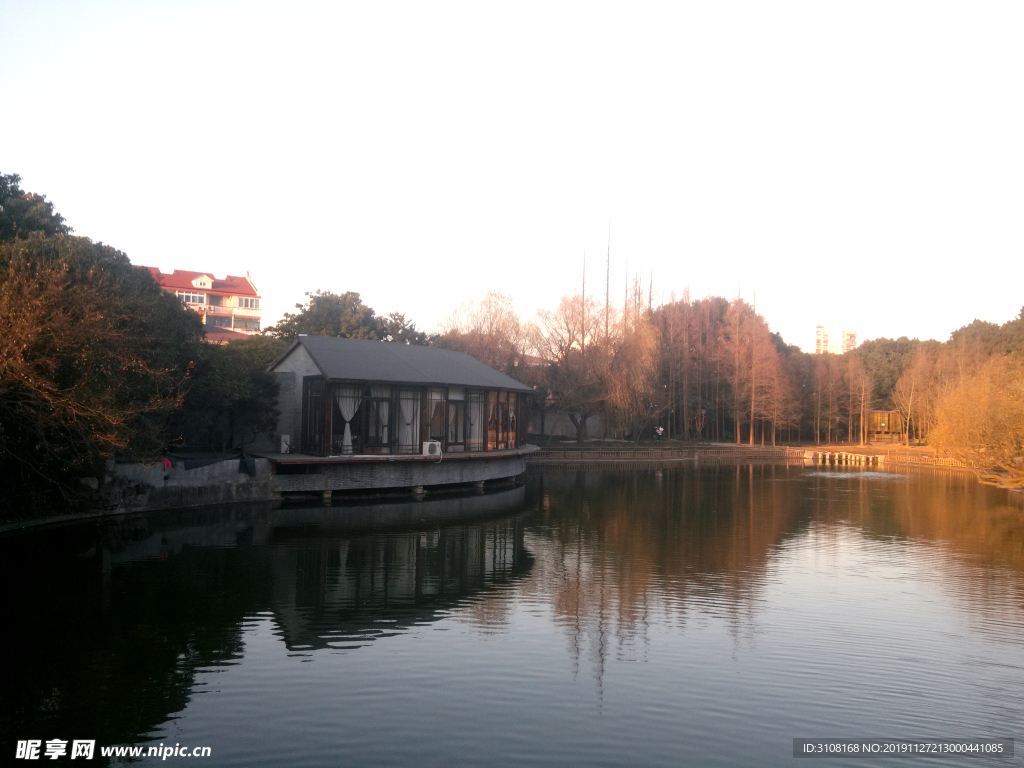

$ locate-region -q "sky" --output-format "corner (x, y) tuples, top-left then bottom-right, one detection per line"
(2, 0), (1022, 352)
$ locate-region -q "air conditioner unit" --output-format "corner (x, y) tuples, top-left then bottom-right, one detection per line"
(423, 441), (442, 456)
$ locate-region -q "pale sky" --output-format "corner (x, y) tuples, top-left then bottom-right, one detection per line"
(3, 1), (1022, 351)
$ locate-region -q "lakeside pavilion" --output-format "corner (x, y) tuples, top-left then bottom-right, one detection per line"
(264, 336), (537, 502)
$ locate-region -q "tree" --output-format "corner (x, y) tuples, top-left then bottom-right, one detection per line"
(764, 351), (798, 445)
(891, 366), (917, 446)
(168, 337), (282, 453)
(932, 357), (1024, 489)
(748, 323), (778, 445)
(435, 291), (524, 375)
(381, 312), (430, 345)
(857, 336), (918, 409)
(847, 354), (871, 445)
(719, 299), (750, 444)
(531, 293), (607, 442)
(607, 304), (659, 441)
(0, 173), (71, 242)
(0, 235), (202, 513)
(265, 290), (383, 341)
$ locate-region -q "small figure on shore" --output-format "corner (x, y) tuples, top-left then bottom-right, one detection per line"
(654, 426), (664, 441)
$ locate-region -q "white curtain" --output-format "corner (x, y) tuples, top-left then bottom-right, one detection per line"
(398, 390), (419, 451)
(334, 385), (361, 454)
(371, 385), (390, 443)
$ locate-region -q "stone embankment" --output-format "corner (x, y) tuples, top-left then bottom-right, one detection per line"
(527, 446), (805, 468)
(528, 445), (974, 473)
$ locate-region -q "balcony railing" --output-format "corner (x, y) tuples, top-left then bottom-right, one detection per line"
(190, 304), (261, 318)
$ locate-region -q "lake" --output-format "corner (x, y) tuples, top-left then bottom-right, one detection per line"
(3, 464), (1023, 766)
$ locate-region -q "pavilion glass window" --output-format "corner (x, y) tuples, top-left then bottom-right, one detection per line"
(330, 384), (395, 455)
(331, 385), (363, 455)
(508, 393), (518, 448)
(496, 392), (510, 449)
(425, 388), (446, 444)
(396, 388), (421, 454)
(302, 378), (325, 455)
(363, 385), (393, 453)
(486, 391), (499, 450)
(446, 387), (466, 451)
(466, 391), (485, 451)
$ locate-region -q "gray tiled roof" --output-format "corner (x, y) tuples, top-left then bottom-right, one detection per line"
(273, 336), (535, 393)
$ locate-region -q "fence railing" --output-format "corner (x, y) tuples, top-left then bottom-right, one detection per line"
(526, 446), (978, 473)
(884, 452), (970, 469)
(528, 447), (806, 463)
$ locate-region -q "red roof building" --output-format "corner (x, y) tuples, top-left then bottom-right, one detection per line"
(143, 267), (262, 338)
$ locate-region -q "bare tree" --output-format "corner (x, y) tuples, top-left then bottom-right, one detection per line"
(892, 368), (916, 447)
(436, 290), (524, 375)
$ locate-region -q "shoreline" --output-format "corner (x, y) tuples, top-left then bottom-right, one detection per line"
(2, 443), (1011, 536)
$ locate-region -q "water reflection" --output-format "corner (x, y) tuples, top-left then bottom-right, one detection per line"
(2, 468), (1023, 768)
(270, 517), (530, 651)
(523, 466), (1024, 695)
(0, 487), (530, 753)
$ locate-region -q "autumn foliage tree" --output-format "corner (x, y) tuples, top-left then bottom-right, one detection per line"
(606, 303), (660, 440)
(530, 293), (606, 442)
(932, 357), (1024, 489)
(435, 291), (524, 376)
(0, 235), (203, 512)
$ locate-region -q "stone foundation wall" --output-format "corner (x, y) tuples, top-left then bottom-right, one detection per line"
(103, 454), (527, 511)
(105, 458), (276, 512)
(275, 455), (527, 493)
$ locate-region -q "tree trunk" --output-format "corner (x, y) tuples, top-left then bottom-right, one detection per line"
(571, 413), (589, 444)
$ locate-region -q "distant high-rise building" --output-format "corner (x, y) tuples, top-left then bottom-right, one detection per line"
(815, 325), (830, 354)
(814, 325), (858, 354)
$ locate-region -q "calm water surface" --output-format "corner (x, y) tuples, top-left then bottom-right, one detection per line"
(3, 465), (1024, 767)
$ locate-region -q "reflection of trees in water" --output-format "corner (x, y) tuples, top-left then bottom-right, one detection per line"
(524, 465), (1024, 689)
(523, 465), (811, 688)
(0, 537), (269, 762)
(812, 468), (1024, 621)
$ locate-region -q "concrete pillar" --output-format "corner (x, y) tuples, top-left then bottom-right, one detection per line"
(412, 485), (425, 501)
(322, 489), (332, 506)
(473, 480), (485, 494)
